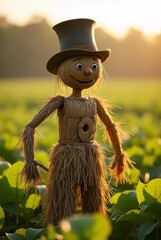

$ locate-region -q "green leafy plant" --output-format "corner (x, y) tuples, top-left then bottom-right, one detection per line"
(40, 214), (112, 240)
(1, 160), (161, 240)
(110, 178), (161, 240)
(6, 228), (46, 240)
(0, 161), (42, 234)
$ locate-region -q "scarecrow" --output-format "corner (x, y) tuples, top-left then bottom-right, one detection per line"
(21, 18), (134, 226)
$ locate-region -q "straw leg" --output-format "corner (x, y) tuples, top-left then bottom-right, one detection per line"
(44, 175), (78, 226)
(80, 143), (108, 216)
(80, 181), (107, 216)
(43, 144), (79, 226)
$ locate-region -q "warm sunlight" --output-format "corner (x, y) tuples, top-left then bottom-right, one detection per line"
(0, 0), (161, 37)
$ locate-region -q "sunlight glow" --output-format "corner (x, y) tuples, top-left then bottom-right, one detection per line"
(0, 0), (161, 37)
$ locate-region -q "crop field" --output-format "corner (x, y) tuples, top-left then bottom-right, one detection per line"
(0, 78), (161, 240)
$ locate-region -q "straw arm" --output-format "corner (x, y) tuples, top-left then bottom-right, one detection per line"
(93, 97), (134, 185)
(93, 97), (122, 155)
(21, 95), (64, 184)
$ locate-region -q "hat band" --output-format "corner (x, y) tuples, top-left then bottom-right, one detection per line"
(63, 44), (98, 52)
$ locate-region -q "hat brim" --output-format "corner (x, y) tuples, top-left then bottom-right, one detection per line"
(46, 49), (111, 74)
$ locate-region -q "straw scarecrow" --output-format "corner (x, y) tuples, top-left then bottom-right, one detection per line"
(21, 19), (134, 226)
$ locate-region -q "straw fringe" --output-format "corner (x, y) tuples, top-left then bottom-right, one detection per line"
(20, 161), (40, 185)
(110, 152), (135, 186)
(43, 142), (109, 226)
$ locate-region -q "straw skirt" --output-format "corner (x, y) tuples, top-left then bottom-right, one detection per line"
(43, 141), (108, 226)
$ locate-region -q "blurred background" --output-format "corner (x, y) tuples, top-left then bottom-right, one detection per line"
(0, 0), (161, 78)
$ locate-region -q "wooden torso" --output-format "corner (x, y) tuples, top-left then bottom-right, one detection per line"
(58, 97), (97, 143)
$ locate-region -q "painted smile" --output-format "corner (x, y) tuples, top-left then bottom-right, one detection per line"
(71, 76), (95, 84)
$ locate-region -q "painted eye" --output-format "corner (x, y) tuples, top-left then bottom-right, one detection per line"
(76, 63), (83, 71)
(92, 63), (98, 70)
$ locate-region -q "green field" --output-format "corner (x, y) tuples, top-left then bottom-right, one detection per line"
(1, 77), (161, 165)
(0, 78), (161, 239)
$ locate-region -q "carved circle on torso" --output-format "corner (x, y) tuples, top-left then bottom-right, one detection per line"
(77, 117), (95, 142)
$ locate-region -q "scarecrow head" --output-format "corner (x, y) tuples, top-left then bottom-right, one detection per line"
(47, 18), (111, 89)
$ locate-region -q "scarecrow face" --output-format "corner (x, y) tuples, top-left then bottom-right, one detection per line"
(58, 56), (102, 90)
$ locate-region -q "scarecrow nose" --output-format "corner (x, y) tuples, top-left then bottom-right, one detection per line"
(84, 67), (92, 75)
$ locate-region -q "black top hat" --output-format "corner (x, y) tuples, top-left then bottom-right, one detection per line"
(46, 18), (111, 74)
